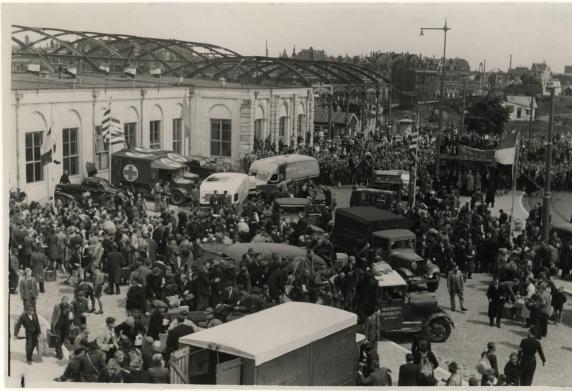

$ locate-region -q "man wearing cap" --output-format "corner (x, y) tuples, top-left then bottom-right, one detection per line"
(19, 268), (39, 310)
(141, 336), (157, 370)
(97, 316), (119, 361)
(14, 305), (42, 364)
(79, 341), (106, 382)
(50, 296), (72, 360)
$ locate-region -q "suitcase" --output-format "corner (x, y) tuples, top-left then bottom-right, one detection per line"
(47, 331), (58, 349)
(121, 267), (131, 284)
(45, 270), (57, 282)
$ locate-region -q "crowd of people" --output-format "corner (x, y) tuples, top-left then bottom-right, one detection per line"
(8, 126), (572, 386)
(518, 136), (572, 192)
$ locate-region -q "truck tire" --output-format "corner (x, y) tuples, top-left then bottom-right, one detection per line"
(170, 191), (185, 206)
(427, 276), (440, 292)
(428, 318), (452, 342)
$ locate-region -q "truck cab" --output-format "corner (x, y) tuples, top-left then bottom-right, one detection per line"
(350, 188), (398, 210)
(371, 229), (440, 292)
(370, 170), (409, 201)
(373, 268), (453, 342)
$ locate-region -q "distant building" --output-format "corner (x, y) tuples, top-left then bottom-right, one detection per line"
(531, 61), (553, 95)
(295, 47), (328, 61)
(391, 54), (469, 107)
(313, 107), (359, 138)
(503, 95), (537, 121)
(564, 65), (572, 75)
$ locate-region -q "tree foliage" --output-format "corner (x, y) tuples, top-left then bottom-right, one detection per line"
(505, 73), (543, 96)
(465, 96), (509, 135)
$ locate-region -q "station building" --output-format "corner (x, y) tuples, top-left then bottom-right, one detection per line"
(8, 26), (384, 201)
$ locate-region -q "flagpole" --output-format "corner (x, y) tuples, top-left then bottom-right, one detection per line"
(510, 131), (520, 236)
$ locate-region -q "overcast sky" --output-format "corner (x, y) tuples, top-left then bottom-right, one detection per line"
(4, 2), (572, 72)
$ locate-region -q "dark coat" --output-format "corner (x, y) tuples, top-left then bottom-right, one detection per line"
(126, 285), (147, 311)
(398, 363), (420, 386)
(50, 303), (71, 339)
(30, 251), (46, 282)
(106, 251), (124, 284)
(14, 312), (41, 339)
(20, 277), (39, 301)
(166, 324), (194, 357)
(504, 361), (520, 386)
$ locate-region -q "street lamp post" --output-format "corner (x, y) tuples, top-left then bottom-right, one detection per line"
(420, 19), (450, 133)
(541, 86), (556, 241)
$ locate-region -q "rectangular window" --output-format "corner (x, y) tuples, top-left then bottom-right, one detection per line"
(517, 108), (522, 119)
(210, 119), (231, 157)
(150, 120), (161, 149)
(124, 122), (137, 148)
(173, 118), (182, 153)
(94, 125), (109, 170)
(25, 131), (43, 183)
(254, 119), (264, 140)
(279, 116), (288, 144)
(62, 127), (79, 176)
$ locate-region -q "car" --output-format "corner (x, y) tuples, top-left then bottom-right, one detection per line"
(54, 177), (129, 206)
(184, 155), (220, 180)
(372, 266), (454, 342)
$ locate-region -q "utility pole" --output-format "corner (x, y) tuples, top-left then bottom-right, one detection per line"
(528, 90), (534, 140)
(460, 78), (466, 132)
(541, 86), (555, 241)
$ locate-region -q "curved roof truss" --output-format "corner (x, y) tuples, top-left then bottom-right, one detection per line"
(12, 25), (387, 87)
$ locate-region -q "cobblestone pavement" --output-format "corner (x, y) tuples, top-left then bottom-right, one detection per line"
(392, 272), (572, 386)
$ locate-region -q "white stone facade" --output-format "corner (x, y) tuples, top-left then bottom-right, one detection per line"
(9, 84), (312, 201)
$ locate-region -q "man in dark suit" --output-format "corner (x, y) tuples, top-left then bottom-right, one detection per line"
(105, 244), (123, 294)
(30, 245), (47, 293)
(487, 278), (506, 328)
(166, 311), (195, 359)
(14, 305), (42, 364)
(398, 353), (420, 386)
(20, 268), (39, 309)
(50, 296), (72, 360)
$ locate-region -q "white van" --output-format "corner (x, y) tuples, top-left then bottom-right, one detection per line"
(249, 154), (320, 187)
(199, 173), (251, 206)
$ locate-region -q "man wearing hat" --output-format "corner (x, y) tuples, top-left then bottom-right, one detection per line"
(50, 296), (72, 360)
(104, 244), (123, 295)
(14, 304), (42, 364)
(447, 264), (467, 312)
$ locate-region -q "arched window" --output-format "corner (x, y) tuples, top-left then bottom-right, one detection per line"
(173, 104), (183, 154)
(25, 111), (47, 183)
(62, 110), (81, 176)
(209, 104), (232, 157)
(150, 105), (163, 149)
(278, 103), (288, 145)
(254, 104), (265, 142)
(124, 107), (139, 148)
(95, 108), (109, 170)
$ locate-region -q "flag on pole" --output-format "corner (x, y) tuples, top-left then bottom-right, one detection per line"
(63, 65), (78, 78)
(40, 125), (60, 165)
(99, 62), (111, 74)
(124, 64), (137, 79)
(27, 63), (41, 74)
(102, 105), (125, 145)
(494, 132), (518, 165)
(150, 66), (162, 77)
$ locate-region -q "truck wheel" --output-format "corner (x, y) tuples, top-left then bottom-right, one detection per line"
(170, 191), (185, 205)
(427, 276), (440, 292)
(428, 318), (452, 342)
